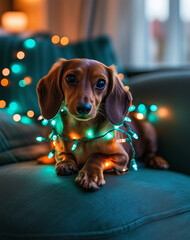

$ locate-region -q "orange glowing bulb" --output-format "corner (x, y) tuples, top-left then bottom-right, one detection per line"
(0, 100), (6, 108)
(16, 51), (25, 60)
(2, 68), (10, 76)
(51, 35), (60, 44)
(135, 113), (144, 120)
(60, 37), (69, 46)
(1, 78), (9, 87)
(27, 110), (34, 118)
(24, 76), (32, 85)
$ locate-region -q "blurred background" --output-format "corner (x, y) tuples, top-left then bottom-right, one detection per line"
(0, 0), (190, 68)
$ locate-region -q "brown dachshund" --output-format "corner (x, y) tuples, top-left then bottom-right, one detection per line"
(37, 58), (169, 191)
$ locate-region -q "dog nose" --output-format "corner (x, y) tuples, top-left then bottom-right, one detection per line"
(76, 102), (91, 115)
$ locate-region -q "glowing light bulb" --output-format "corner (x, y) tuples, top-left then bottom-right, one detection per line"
(60, 37), (69, 46)
(135, 113), (144, 120)
(16, 51), (25, 60)
(52, 135), (57, 141)
(116, 138), (130, 143)
(38, 115), (43, 120)
(27, 110), (34, 118)
(42, 119), (48, 126)
(129, 105), (136, 112)
(48, 150), (55, 159)
(13, 114), (21, 122)
(71, 140), (78, 151)
(19, 80), (26, 87)
(131, 159), (138, 171)
(51, 120), (56, 126)
(124, 117), (132, 122)
(1, 78), (9, 87)
(51, 35), (60, 44)
(150, 105), (158, 112)
(2, 68), (10, 76)
(105, 132), (114, 140)
(24, 39), (36, 49)
(36, 136), (45, 142)
(86, 129), (94, 138)
(0, 100), (6, 108)
(137, 104), (146, 114)
(11, 63), (22, 74)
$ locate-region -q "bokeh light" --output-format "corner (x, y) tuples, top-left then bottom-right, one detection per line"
(24, 76), (32, 85)
(24, 38), (36, 49)
(2, 68), (10, 76)
(51, 35), (60, 44)
(19, 80), (26, 87)
(0, 100), (6, 108)
(118, 73), (124, 80)
(60, 37), (69, 46)
(135, 113), (145, 120)
(13, 114), (21, 122)
(27, 110), (34, 118)
(11, 63), (22, 74)
(1, 78), (9, 87)
(16, 51), (25, 60)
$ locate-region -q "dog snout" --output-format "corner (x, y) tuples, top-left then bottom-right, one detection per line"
(76, 102), (92, 115)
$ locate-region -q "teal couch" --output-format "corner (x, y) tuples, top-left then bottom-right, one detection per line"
(0, 34), (190, 240)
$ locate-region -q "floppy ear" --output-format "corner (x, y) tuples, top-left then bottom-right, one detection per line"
(106, 66), (132, 125)
(36, 59), (66, 120)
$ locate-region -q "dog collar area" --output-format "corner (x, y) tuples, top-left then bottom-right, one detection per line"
(36, 117), (138, 171)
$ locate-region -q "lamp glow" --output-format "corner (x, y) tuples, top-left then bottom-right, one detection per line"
(48, 150), (55, 159)
(129, 105), (136, 112)
(1, 11), (28, 33)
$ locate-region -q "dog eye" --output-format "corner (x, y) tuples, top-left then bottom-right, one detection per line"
(95, 79), (106, 90)
(65, 74), (76, 86)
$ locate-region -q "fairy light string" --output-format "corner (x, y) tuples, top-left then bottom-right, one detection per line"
(36, 117), (138, 172)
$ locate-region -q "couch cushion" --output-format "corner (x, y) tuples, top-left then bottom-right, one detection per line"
(0, 111), (50, 165)
(0, 161), (190, 240)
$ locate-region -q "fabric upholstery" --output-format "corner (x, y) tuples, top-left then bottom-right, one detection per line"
(130, 71), (190, 175)
(0, 111), (50, 165)
(0, 161), (190, 240)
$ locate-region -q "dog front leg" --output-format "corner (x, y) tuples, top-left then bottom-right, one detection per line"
(55, 151), (78, 176)
(75, 153), (129, 191)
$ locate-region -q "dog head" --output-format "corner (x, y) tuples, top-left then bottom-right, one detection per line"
(37, 58), (132, 125)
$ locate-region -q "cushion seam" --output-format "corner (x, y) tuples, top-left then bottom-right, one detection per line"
(0, 204), (190, 239)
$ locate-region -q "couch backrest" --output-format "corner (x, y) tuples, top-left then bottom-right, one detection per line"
(0, 34), (123, 116)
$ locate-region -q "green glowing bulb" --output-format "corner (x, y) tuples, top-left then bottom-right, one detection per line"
(48, 150), (55, 159)
(19, 80), (26, 87)
(71, 140), (78, 151)
(7, 101), (19, 114)
(11, 64), (22, 74)
(105, 132), (114, 140)
(150, 105), (158, 112)
(124, 117), (131, 122)
(42, 119), (48, 126)
(86, 129), (94, 138)
(51, 120), (56, 126)
(20, 116), (32, 125)
(129, 105), (136, 112)
(137, 104), (146, 114)
(52, 135), (57, 141)
(131, 159), (138, 171)
(24, 39), (36, 49)
(36, 136), (44, 142)
(133, 133), (138, 139)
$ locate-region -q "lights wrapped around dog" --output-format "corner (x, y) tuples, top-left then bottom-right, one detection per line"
(36, 118), (138, 171)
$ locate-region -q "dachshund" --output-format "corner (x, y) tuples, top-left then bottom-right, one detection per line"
(37, 58), (169, 191)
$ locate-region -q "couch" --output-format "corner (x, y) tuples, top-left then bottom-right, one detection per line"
(0, 33), (190, 240)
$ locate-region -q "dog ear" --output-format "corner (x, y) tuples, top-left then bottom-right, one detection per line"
(36, 59), (67, 120)
(106, 65), (132, 125)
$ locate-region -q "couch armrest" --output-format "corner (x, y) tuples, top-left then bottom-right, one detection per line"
(129, 70), (190, 175)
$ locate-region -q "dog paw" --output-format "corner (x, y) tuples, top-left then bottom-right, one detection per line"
(146, 155), (169, 169)
(75, 169), (106, 191)
(55, 160), (78, 176)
